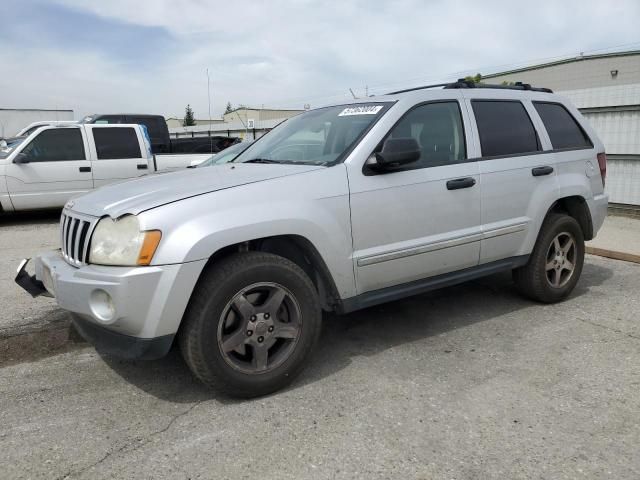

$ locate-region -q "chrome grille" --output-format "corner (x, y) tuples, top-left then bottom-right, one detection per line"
(60, 211), (97, 267)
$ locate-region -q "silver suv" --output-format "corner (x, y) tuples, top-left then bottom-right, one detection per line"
(18, 80), (608, 397)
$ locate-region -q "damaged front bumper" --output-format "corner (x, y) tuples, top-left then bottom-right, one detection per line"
(15, 258), (51, 298)
(14, 252), (207, 360)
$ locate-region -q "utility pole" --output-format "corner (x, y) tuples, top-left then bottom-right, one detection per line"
(207, 68), (213, 152)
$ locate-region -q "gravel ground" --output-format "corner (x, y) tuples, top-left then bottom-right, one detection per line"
(0, 249), (638, 479)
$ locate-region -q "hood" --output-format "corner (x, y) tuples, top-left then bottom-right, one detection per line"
(68, 163), (323, 218)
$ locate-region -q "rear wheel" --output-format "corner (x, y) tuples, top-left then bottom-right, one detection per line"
(513, 213), (585, 303)
(179, 252), (322, 397)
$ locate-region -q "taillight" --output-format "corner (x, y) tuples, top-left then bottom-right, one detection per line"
(597, 152), (607, 187)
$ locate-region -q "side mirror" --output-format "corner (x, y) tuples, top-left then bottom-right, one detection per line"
(369, 137), (421, 171)
(0, 139), (7, 149)
(13, 153), (31, 164)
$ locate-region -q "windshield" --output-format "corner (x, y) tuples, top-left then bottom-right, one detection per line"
(0, 137), (27, 159)
(197, 141), (252, 167)
(233, 103), (391, 166)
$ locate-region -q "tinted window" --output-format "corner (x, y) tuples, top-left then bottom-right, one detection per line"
(21, 129), (85, 162)
(129, 116), (165, 141)
(383, 101), (466, 168)
(92, 128), (142, 159)
(533, 102), (592, 149)
(472, 100), (540, 157)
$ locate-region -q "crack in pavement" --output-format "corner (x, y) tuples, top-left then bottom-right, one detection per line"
(577, 317), (640, 341)
(55, 400), (205, 480)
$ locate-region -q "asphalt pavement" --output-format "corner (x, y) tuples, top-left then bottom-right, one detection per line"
(1, 252), (638, 479)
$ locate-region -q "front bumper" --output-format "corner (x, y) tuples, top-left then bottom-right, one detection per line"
(16, 251), (207, 359)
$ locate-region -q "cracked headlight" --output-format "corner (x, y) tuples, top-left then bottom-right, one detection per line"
(89, 215), (161, 266)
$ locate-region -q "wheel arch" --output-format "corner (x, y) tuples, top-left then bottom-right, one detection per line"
(547, 195), (594, 241)
(199, 234), (342, 312)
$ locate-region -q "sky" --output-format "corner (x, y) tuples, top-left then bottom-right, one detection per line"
(1, 0), (639, 120)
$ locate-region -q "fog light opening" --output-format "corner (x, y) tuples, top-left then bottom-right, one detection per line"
(90, 289), (116, 322)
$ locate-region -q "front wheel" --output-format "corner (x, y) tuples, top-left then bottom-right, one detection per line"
(179, 252), (322, 398)
(513, 213), (585, 303)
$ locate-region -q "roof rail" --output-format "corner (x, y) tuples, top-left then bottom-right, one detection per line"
(387, 82), (452, 95)
(387, 79), (552, 95)
(445, 79), (553, 93)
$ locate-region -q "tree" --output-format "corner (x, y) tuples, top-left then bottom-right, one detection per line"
(464, 73), (482, 84)
(224, 102), (233, 114)
(183, 104), (196, 126)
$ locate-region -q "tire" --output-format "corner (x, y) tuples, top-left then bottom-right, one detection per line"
(513, 213), (585, 303)
(178, 252), (322, 398)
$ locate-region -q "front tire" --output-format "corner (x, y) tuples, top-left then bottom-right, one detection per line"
(513, 213), (585, 303)
(179, 252), (322, 398)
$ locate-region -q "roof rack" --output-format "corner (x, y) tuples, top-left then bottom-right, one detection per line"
(387, 79), (552, 95)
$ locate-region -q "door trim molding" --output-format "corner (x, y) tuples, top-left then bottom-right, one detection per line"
(356, 231), (482, 267)
(356, 222), (527, 267)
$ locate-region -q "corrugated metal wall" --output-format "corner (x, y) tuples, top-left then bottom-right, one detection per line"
(605, 158), (640, 205)
(582, 110), (640, 205)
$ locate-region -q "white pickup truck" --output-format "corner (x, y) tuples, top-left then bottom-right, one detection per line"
(0, 124), (209, 212)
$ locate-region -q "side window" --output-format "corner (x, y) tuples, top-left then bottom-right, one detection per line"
(383, 101), (466, 169)
(533, 102), (592, 149)
(92, 128), (142, 159)
(472, 100), (540, 157)
(21, 129), (86, 162)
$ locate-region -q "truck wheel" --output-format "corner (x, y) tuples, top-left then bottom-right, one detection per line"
(513, 213), (584, 303)
(178, 252), (322, 398)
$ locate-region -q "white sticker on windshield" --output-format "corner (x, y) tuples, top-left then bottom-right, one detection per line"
(338, 105), (384, 116)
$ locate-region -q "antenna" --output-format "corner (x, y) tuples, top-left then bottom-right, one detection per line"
(349, 88), (358, 99)
(206, 68), (213, 153)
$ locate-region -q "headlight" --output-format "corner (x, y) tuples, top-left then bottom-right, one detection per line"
(89, 215), (162, 266)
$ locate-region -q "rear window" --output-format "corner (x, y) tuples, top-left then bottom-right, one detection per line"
(533, 102), (592, 150)
(92, 127), (142, 159)
(472, 100), (540, 157)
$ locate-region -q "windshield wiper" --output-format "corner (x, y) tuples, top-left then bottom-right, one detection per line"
(242, 158), (282, 164)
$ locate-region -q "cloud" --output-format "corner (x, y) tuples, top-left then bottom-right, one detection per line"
(2, 0), (639, 119)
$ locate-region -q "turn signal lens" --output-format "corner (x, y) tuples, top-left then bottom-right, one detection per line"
(137, 230), (162, 266)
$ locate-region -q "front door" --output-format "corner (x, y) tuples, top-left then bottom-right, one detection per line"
(348, 100), (482, 294)
(5, 127), (93, 210)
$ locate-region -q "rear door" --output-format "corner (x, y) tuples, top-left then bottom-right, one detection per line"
(464, 94), (558, 263)
(88, 125), (150, 187)
(5, 127), (93, 210)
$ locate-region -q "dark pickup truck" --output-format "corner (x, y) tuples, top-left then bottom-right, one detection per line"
(80, 114), (239, 155)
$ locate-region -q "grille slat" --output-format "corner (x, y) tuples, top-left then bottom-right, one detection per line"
(60, 212), (97, 267)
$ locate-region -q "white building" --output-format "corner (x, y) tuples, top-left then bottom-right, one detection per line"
(169, 107), (304, 142)
(483, 50), (640, 206)
(0, 108), (74, 138)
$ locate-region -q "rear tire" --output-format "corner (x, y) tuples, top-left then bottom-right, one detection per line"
(178, 252), (322, 398)
(513, 213), (584, 303)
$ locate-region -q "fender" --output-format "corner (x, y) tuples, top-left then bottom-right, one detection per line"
(0, 166), (15, 212)
(139, 165), (357, 299)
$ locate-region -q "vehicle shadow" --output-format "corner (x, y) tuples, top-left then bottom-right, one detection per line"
(0, 209), (61, 227)
(99, 260), (614, 405)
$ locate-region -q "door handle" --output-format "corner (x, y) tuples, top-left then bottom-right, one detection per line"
(137, 164), (148, 170)
(532, 166), (554, 176)
(79, 166), (91, 173)
(446, 177), (476, 190)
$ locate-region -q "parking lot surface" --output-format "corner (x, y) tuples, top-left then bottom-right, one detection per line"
(0, 212), (638, 479)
